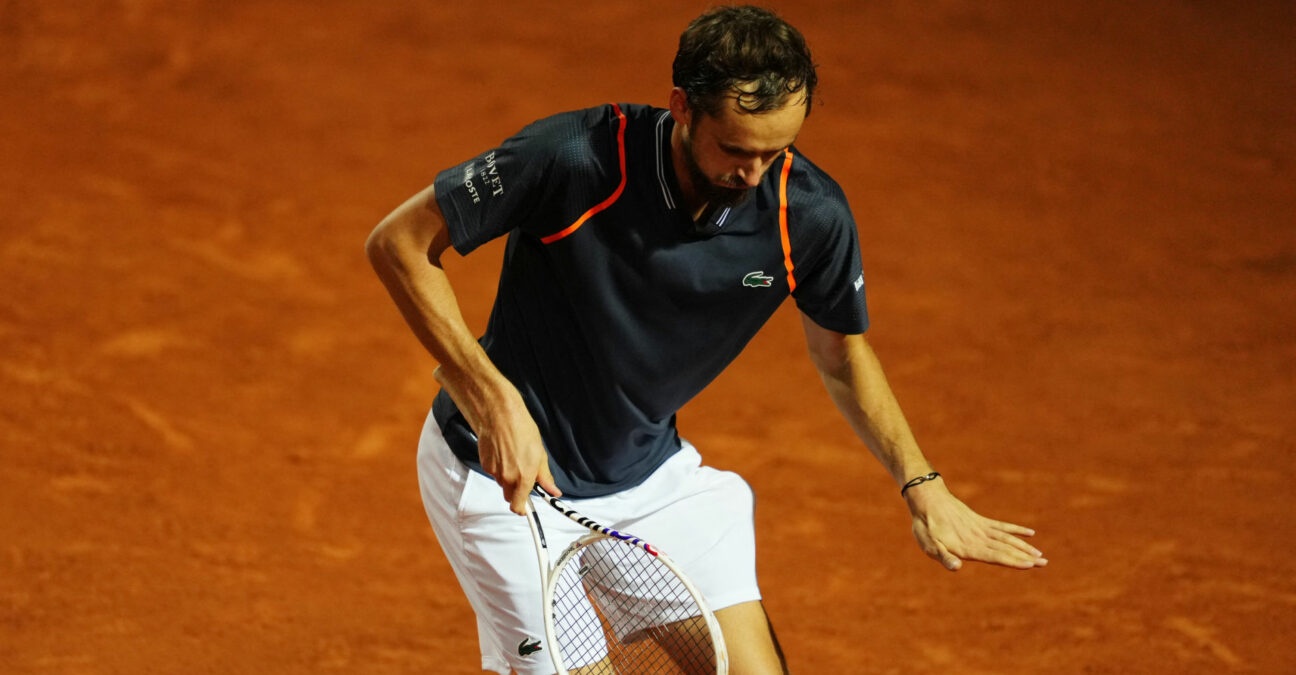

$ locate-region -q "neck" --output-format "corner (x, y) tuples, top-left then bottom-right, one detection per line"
(669, 123), (709, 220)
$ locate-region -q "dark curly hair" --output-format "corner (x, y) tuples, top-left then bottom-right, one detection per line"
(672, 5), (818, 117)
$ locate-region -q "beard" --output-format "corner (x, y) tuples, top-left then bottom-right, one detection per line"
(682, 134), (752, 208)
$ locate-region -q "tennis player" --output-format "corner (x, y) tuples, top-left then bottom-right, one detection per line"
(367, 5), (1047, 673)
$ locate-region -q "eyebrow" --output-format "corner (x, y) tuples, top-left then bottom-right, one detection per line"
(719, 139), (796, 157)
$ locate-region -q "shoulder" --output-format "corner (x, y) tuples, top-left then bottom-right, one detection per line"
(783, 148), (851, 215)
(777, 148), (857, 243)
(518, 104), (642, 177)
(523, 104), (626, 134)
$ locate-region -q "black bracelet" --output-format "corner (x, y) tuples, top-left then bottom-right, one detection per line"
(900, 471), (941, 497)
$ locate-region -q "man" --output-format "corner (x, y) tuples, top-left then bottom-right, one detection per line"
(367, 6), (1046, 673)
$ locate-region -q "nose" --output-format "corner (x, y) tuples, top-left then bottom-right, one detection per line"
(735, 158), (764, 187)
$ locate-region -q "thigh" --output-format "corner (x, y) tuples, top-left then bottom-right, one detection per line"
(607, 442), (761, 612)
(715, 601), (789, 675)
(417, 417), (587, 675)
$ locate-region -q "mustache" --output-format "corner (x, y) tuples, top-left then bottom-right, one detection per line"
(703, 181), (751, 207)
(682, 139), (752, 206)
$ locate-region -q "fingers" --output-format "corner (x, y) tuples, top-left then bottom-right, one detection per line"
(483, 458), (541, 515)
(991, 519), (1036, 538)
(506, 481), (531, 515)
(934, 541), (963, 572)
(921, 516), (1048, 570)
(507, 465), (560, 515)
(986, 544), (1047, 569)
(974, 528), (1048, 569)
(509, 460), (563, 513)
(478, 433), (554, 515)
(1002, 533), (1047, 563)
(911, 493), (1048, 571)
(916, 527), (964, 572)
(988, 521), (1048, 567)
(505, 469), (561, 515)
(536, 466), (562, 499)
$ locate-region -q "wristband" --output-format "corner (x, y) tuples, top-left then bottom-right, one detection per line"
(900, 471), (941, 497)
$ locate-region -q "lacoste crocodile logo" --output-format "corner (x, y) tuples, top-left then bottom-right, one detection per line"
(742, 271), (774, 288)
(518, 637), (543, 657)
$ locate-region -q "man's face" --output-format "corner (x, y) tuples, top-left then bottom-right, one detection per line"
(678, 95), (806, 207)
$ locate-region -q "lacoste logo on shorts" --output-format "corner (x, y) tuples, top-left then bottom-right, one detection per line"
(743, 271), (774, 288)
(518, 637), (543, 657)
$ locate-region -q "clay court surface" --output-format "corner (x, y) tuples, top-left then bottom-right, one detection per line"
(3, 1), (1294, 672)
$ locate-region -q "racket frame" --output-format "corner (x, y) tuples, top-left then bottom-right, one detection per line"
(525, 488), (729, 674)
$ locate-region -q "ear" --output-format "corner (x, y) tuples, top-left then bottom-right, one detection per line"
(668, 87), (692, 127)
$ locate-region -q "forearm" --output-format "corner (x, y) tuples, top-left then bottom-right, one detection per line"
(823, 346), (932, 484)
(801, 316), (933, 486)
(367, 186), (556, 506)
(365, 188), (522, 429)
(802, 316), (1045, 569)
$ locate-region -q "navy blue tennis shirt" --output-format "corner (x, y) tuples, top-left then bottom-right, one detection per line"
(432, 103), (869, 497)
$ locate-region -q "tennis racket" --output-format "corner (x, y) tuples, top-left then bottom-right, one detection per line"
(525, 487), (729, 674)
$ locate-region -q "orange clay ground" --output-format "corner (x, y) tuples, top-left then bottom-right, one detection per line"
(2, 1), (1293, 673)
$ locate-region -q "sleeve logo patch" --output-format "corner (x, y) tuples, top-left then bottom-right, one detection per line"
(853, 273), (864, 292)
(742, 271), (775, 288)
(462, 150), (505, 205)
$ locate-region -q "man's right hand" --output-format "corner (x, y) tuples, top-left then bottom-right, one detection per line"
(452, 379), (560, 514)
(475, 401), (561, 514)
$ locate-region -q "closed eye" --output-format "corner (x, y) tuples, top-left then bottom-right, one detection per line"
(721, 144), (786, 163)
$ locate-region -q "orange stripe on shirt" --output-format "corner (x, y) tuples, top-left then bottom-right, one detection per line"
(541, 104), (629, 245)
(777, 149), (797, 293)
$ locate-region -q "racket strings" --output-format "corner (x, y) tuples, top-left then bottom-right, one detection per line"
(551, 538), (715, 674)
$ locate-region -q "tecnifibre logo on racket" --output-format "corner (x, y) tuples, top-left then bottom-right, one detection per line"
(743, 271), (774, 288)
(518, 637), (543, 656)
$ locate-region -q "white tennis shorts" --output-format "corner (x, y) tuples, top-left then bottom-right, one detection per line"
(415, 411), (760, 675)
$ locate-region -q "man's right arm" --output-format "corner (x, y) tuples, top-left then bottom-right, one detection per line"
(364, 184), (559, 513)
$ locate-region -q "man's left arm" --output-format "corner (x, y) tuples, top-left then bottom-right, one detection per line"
(800, 314), (1048, 571)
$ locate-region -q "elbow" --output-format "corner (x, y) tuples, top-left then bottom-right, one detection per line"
(364, 222), (387, 268)
(806, 333), (850, 375)
(365, 218), (404, 277)
(812, 351), (850, 382)
(803, 325), (860, 381)
(366, 186), (449, 275)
